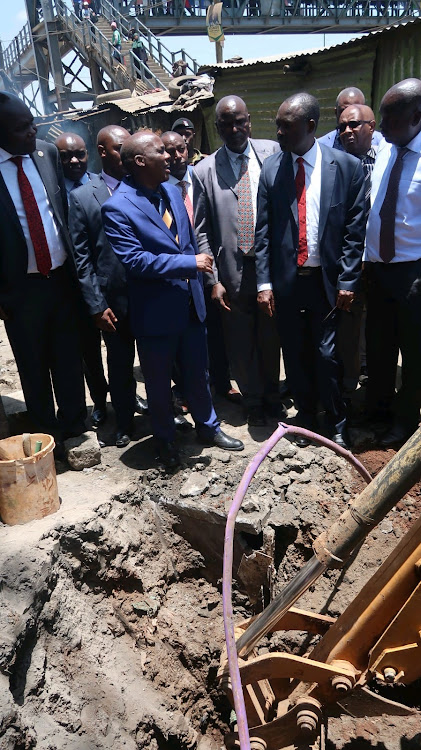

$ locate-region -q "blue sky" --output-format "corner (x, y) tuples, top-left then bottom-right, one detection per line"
(2, 2), (361, 65)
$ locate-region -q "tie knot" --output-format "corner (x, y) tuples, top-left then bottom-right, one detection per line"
(397, 146), (409, 160)
(10, 155), (22, 168)
(296, 157), (304, 166)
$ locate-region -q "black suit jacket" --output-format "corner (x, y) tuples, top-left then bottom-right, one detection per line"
(0, 139), (75, 308)
(255, 143), (366, 308)
(68, 174), (128, 318)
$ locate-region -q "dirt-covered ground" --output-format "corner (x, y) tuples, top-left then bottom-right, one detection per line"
(0, 325), (420, 750)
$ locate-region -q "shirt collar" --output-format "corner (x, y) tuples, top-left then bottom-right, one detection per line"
(168, 168), (191, 186)
(403, 129), (421, 154)
(0, 147), (31, 164)
(225, 140), (251, 162)
(101, 169), (120, 192)
(291, 139), (318, 168)
(64, 172), (90, 192)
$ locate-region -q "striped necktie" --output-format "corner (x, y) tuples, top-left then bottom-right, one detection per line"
(237, 154), (254, 254)
(178, 180), (194, 225)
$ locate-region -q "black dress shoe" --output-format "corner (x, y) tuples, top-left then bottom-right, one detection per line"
(264, 402), (288, 421)
(91, 405), (107, 427)
(216, 388), (243, 405)
(331, 432), (350, 450)
(197, 430), (244, 451)
(379, 423), (415, 449)
(294, 434), (311, 448)
(135, 395), (148, 414)
(156, 441), (181, 469)
(174, 414), (192, 431)
(247, 406), (266, 426)
(116, 431), (131, 448)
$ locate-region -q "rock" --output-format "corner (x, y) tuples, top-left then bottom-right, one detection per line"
(213, 450), (231, 463)
(271, 473), (290, 492)
(65, 431), (101, 471)
(180, 473), (209, 497)
(268, 500), (298, 528)
(289, 469), (312, 483)
(270, 437), (297, 459)
(209, 484), (223, 497)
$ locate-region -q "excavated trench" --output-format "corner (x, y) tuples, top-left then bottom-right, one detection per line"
(1, 439), (420, 750)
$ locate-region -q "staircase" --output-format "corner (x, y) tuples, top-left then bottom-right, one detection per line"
(91, 12), (172, 93)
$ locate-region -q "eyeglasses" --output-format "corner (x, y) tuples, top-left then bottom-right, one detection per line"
(338, 120), (372, 134)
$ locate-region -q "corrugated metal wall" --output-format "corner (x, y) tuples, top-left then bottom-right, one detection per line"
(205, 40), (377, 151)
(203, 21), (421, 151)
(372, 23), (421, 116)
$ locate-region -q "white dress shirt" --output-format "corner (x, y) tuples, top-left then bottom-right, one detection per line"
(0, 147), (67, 273)
(168, 167), (193, 204)
(257, 139), (322, 292)
(364, 130), (421, 263)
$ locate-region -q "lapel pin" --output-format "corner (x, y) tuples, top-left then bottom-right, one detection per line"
(37, 150), (44, 157)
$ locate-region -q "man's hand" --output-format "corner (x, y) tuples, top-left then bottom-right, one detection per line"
(257, 290), (276, 317)
(195, 253), (213, 273)
(93, 308), (118, 333)
(211, 282), (231, 312)
(336, 290), (355, 312)
(0, 305), (8, 321)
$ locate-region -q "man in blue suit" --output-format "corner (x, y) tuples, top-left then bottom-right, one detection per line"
(102, 131), (243, 468)
(255, 93), (366, 448)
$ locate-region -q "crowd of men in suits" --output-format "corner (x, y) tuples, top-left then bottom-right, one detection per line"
(0, 77), (420, 468)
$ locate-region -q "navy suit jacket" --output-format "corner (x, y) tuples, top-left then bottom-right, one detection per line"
(102, 178), (205, 338)
(69, 174), (129, 319)
(255, 143), (366, 308)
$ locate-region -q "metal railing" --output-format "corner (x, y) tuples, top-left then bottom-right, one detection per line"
(52, 0), (168, 90)
(100, 0), (199, 73)
(3, 22), (32, 72)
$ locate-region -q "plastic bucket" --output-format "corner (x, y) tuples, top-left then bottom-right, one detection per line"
(0, 434), (60, 525)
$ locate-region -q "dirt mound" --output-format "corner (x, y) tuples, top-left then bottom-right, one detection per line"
(1, 438), (420, 749)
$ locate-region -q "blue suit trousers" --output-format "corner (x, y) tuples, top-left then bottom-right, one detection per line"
(137, 316), (219, 442)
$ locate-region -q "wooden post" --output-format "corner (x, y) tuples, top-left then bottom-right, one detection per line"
(215, 40), (223, 63)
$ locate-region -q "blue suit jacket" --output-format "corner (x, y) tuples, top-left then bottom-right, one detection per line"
(318, 128), (383, 150)
(255, 143), (366, 308)
(102, 178), (205, 338)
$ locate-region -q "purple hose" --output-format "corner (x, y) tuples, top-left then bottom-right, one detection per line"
(222, 422), (372, 750)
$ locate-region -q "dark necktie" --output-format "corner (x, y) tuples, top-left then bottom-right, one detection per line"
(11, 156), (52, 276)
(71, 179), (83, 190)
(295, 156), (308, 266)
(178, 180), (194, 225)
(379, 146), (408, 263)
(237, 154), (254, 254)
(151, 191), (178, 243)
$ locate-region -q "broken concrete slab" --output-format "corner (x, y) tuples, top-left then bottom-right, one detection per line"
(65, 431), (101, 471)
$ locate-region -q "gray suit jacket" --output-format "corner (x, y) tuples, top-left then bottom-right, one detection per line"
(69, 174), (128, 319)
(192, 138), (279, 297)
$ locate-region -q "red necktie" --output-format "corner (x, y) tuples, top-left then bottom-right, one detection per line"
(11, 156), (52, 276)
(379, 146), (408, 263)
(179, 180), (194, 226)
(295, 156), (308, 266)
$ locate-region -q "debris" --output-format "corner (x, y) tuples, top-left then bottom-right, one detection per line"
(64, 430), (101, 470)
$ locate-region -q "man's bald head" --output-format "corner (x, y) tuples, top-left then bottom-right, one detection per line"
(0, 93), (37, 155)
(97, 125), (130, 181)
(215, 95), (251, 153)
(55, 132), (88, 181)
(335, 87), (366, 123)
(120, 130), (170, 189)
(338, 104), (375, 156)
(380, 78), (421, 146)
